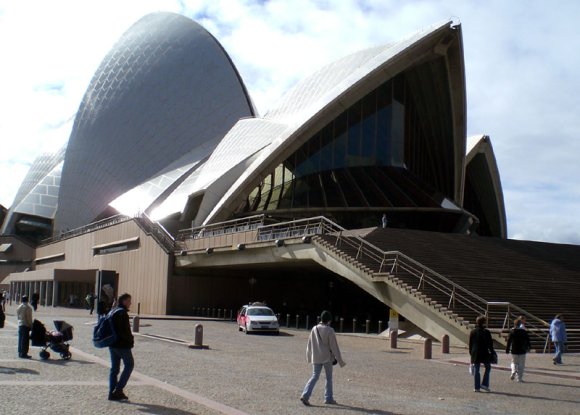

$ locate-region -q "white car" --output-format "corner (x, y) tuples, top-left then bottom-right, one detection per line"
(237, 304), (280, 334)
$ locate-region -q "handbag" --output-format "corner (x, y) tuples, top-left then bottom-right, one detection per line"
(315, 326), (338, 365)
(490, 350), (498, 365)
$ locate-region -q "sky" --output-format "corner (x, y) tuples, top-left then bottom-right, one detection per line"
(0, 0), (579, 244)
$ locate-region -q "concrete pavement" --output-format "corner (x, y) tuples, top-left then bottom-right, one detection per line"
(1, 304), (579, 415)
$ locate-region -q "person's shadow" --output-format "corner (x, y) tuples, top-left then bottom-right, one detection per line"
(491, 390), (580, 405)
(313, 403), (402, 414)
(125, 402), (199, 414)
(0, 366), (40, 375)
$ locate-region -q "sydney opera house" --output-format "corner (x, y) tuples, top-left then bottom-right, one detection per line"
(1, 13), (578, 349)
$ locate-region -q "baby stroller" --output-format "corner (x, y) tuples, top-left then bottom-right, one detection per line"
(30, 319), (73, 360)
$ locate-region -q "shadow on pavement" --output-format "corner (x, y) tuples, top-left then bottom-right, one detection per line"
(38, 358), (95, 366)
(0, 366), (40, 375)
(316, 403), (401, 414)
(491, 391), (580, 405)
(527, 381), (580, 389)
(126, 402), (201, 414)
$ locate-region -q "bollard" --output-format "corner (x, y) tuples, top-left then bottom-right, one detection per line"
(378, 320), (383, 334)
(212, 308), (216, 318)
(352, 318), (357, 333)
(137, 302), (141, 315)
(217, 309), (222, 319)
(390, 329), (398, 349)
(230, 309), (234, 321)
(286, 314), (290, 328)
(424, 338), (432, 359)
(339, 318), (344, 333)
(441, 334), (450, 354)
(295, 315), (300, 329)
(132, 315), (140, 333)
(305, 315), (310, 330)
(189, 323), (209, 349)
(365, 320), (370, 334)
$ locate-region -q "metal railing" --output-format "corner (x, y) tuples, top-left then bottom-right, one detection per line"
(327, 227), (550, 342)
(40, 214), (131, 246)
(176, 214), (551, 346)
(176, 215), (265, 241)
(134, 213), (175, 253)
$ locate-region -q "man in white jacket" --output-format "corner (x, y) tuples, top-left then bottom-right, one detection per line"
(300, 310), (346, 406)
(16, 295), (33, 358)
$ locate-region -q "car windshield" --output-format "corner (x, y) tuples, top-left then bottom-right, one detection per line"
(247, 307), (274, 316)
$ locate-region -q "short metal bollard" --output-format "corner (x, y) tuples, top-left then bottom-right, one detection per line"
(390, 329), (398, 349)
(189, 323), (209, 349)
(441, 334), (450, 354)
(217, 309), (222, 319)
(352, 318), (357, 333)
(424, 338), (432, 359)
(295, 315), (300, 329)
(305, 315), (310, 329)
(378, 320), (383, 334)
(230, 309), (234, 321)
(339, 318), (344, 333)
(365, 320), (370, 334)
(132, 316), (140, 333)
(286, 314), (290, 328)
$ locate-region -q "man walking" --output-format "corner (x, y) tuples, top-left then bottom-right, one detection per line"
(108, 293), (134, 401)
(300, 310), (346, 406)
(469, 315), (495, 392)
(16, 295), (33, 359)
(506, 318), (531, 382)
(550, 314), (567, 365)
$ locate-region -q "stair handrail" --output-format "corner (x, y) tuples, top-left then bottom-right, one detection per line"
(315, 217), (550, 335)
(134, 213), (176, 253)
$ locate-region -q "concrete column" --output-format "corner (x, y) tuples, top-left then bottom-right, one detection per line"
(46, 282), (53, 306)
(39, 281), (45, 306)
(52, 281), (58, 307)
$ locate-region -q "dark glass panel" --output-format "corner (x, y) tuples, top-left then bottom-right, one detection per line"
(319, 124), (334, 171)
(361, 90), (376, 160)
(333, 112), (348, 169)
(347, 101), (362, 166)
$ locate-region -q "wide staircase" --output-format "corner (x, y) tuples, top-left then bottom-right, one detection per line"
(357, 227), (580, 352)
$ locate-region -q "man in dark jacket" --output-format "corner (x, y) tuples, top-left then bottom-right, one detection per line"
(506, 318), (531, 382)
(108, 293), (134, 401)
(469, 315), (495, 392)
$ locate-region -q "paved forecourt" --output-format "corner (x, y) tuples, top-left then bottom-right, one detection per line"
(1, 305), (579, 415)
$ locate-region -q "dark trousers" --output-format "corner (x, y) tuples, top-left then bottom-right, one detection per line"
(18, 326), (30, 357)
(109, 347), (134, 393)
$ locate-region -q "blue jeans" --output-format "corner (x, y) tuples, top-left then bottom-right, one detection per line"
(109, 347), (134, 393)
(474, 362), (491, 390)
(302, 362), (333, 402)
(18, 326), (30, 357)
(554, 342), (563, 363)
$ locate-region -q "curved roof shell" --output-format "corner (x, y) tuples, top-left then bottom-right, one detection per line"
(1, 148), (65, 234)
(200, 21), (467, 225)
(464, 135), (507, 238)
(55, 12), (255, 232)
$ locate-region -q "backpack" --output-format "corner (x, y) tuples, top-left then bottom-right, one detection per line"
(92, 307), (123, 348)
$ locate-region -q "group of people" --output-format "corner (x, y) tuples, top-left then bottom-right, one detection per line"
(469, 314), (568, 393)
(10, 291), (135, 402)
(5, 293), (570, 404)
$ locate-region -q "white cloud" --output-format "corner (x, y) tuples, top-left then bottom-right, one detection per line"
(0, 0), (579, 244)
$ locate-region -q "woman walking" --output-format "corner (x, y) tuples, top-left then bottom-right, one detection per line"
(469, 315), (495, 392)
(300, 311), (346, 406)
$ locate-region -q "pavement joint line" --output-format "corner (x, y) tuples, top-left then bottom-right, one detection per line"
(0, 380), (147, 386)
(444, 359), (580, 381)
(69, 346), (251, 415)
(134, 332), (191, 346)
